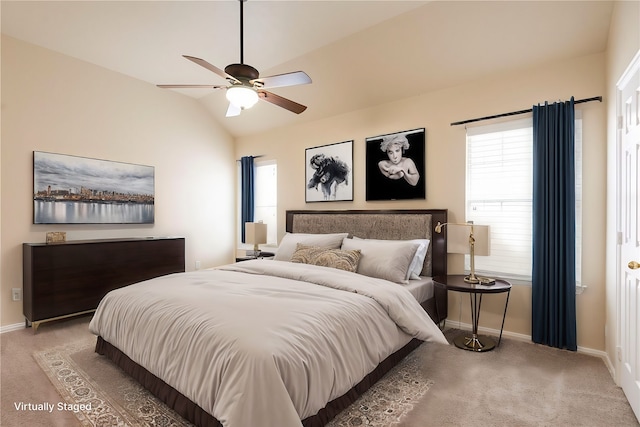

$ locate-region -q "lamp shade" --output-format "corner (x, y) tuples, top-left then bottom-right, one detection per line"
(226, 86), (259, 109)
(245, 222), (267, 246)
(447, 223), (490, 256)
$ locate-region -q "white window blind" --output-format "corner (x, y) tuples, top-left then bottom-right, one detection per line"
(465, 116), (582, 283)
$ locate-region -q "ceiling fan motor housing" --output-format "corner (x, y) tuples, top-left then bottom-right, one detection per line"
(225, 63), (259, 82)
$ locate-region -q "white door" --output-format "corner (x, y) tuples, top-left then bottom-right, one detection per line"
(618, 49), (640, 421)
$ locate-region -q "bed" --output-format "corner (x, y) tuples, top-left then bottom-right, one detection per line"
(89, 209), (449, 427)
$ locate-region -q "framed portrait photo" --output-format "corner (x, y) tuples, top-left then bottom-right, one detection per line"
(305, 140), (353, 202)
(365, 128), (425, 201)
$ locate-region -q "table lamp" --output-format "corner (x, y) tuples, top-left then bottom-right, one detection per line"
(245, 221), (267, 258)
(435, 221), (494, 285)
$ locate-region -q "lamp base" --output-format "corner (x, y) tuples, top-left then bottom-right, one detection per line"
(454, 333), (496, 352)
(246, 249), (262, 258)
(464, 275), (496, 285)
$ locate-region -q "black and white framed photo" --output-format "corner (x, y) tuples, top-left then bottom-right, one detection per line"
(365, 128), (425, 201)
(305, 140), (353, 202)
(33, 151), (155, 224)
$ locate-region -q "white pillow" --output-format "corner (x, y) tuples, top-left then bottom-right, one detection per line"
(352, 237), (430, 280)
(274, 233), (349, 261)
(408, 239), (430, 279)
(341, 238), (420, 284)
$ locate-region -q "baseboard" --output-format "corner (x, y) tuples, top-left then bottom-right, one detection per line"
(444, 320), (610, 365)
(445, 319), (531, 343)
(0, 322), (25, 334)
(600, 352), (616, 379)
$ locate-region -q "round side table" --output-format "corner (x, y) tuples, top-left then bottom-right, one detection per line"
(434, 275), (511, 352)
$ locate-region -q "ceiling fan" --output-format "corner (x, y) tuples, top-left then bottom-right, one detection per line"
(157, 0), (311, 117)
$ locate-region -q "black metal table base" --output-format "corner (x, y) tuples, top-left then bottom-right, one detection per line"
(453, 333), (496, 352)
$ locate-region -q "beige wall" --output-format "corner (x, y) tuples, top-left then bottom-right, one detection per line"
(605, 1), (640, 374)
(236, 53), (607, 351)
(1, 36), (236, 327)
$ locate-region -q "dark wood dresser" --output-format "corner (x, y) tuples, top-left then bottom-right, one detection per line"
(23, 237), (185, 330)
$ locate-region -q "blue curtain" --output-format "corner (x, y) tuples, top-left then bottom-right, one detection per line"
(240, 156), (255, 243)
(531, 97), (577, 351)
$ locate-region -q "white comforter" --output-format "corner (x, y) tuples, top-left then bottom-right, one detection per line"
(89, 260), (447, 427)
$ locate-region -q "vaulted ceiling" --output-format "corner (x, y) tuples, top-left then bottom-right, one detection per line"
(1, 1), (614, 137)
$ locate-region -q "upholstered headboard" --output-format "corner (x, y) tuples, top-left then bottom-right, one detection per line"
(285, 209), (447, 277)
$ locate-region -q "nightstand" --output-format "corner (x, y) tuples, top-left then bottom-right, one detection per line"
(434, 275), (511, 352)
(235, 252), (275, 262)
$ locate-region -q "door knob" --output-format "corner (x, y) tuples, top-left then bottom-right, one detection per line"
(629, 260), (640, 270)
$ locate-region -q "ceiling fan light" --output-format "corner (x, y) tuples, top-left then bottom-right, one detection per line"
(226, 86), (259, 109)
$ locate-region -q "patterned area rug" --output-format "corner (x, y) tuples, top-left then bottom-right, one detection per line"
(326, 351), (433, 427)
(34, 339), (190, 427)
(34, 339), (432, 427)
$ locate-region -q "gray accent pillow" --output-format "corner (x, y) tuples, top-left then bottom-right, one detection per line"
(341, 238), (420, 284)
(353, 237), (430, 280)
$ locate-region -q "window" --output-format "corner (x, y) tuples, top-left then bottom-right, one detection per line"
(253, 161), (277, 246)
(465, 116), (582, 283)
(238, 160), (278, 248)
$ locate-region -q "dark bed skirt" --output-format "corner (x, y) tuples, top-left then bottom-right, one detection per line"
(95, 335), (424, 427)
(302, 337), (422, 426)
(95, 336), (220, 427)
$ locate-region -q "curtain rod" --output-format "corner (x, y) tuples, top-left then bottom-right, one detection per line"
(450, 96), (602, 127)
(235, 155), (265, 162)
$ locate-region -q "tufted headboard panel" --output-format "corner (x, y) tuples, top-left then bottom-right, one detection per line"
(285, 210), (447, 277)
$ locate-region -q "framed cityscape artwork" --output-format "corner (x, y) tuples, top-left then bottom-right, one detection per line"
(33, 151), (155, 224)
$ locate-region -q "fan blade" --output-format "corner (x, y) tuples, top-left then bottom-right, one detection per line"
(257, 90), (307, 114)
(183, 55), (240, 84)
(251, 71), (311, 89)
(226, 103), (241, 117)
(157, 84), (225, 89)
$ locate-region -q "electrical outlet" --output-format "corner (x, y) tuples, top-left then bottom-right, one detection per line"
(195, 260), (201, 270)
(11, 288), (22, 301)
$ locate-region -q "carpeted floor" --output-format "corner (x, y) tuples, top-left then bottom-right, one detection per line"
(411, 330), (639, 427)
(1, 315), (638, 427)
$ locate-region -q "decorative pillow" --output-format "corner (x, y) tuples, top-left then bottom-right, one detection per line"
(352, 237), (430, 280)
(274, 232), (349, 261)
(290, 244), (361, 273)
(341, 238), (420, 284)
